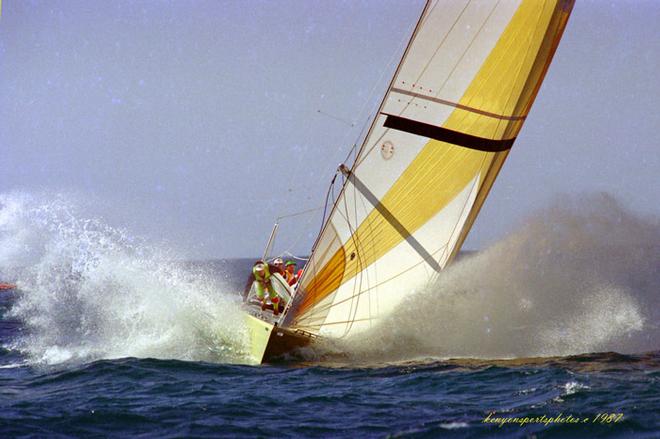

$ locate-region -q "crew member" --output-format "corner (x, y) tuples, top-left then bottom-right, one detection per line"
(243, 260), (281, 316)
(284, 260), (298, 287)
(272, 257), (285, 275)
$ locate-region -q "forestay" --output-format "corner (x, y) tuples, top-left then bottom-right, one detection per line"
(282, 0), (575, 337)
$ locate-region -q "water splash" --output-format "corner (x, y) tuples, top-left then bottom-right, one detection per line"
(0, 192), (250, 365)
(339, 193), (659, 361)
(2, 192), (658, 366)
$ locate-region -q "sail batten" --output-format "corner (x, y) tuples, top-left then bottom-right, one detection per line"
(283, 0), (575, 337)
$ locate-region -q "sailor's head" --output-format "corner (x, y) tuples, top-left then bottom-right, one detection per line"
(285, 260), (296, 272)
(273, 257), (284, 268)
(254, 261), (266, 273)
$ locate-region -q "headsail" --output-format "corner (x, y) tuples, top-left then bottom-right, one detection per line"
(283, 0), (575, 337)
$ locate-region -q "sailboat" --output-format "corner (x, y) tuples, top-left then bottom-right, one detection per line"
(243, 0), (575, 364)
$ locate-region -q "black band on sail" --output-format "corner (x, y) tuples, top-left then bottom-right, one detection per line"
(382, 114), (515, 152)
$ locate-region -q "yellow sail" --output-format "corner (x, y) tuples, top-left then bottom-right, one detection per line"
(283, 0), (575, 337)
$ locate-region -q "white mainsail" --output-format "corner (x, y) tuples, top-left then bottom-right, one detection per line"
(282, 0), (575, 337)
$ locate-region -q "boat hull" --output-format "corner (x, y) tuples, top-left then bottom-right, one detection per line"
(244, 313), (314, 364)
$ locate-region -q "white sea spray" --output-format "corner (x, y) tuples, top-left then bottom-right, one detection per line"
(339, 193), (659, 360)
(0, 192), (250, 366)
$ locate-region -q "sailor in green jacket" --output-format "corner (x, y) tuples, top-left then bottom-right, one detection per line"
(244, 260), (281, 315)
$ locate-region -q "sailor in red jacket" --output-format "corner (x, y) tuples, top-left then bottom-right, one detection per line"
(284, 260), (298, 287)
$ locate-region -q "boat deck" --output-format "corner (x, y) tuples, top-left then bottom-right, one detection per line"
(243, 298), (283, 326)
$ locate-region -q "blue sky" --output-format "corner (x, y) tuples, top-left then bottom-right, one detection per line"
(1, 0), (658, 258)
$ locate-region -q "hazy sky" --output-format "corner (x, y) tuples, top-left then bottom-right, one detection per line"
(1, 1), (659, 258)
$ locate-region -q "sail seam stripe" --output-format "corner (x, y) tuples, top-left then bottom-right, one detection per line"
(343, 183), (367, 335)
(390, 87), (526, 121)
(400, 0), (472, 113)
(298, 317), (375, 327)
(294, 244), (448, 325)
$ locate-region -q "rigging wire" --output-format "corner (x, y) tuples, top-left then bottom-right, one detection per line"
(268, 206), (324, 262)
(290, 3), (431, 331)
(271, 170), (339, 271)
(279, 251), (310, 262)
(321, 4), (432, 333)
(292, 5), (421, 270)
(275, 206), (323, 222)
(316, 109), (355, 127)
(316, 170), (340, 242)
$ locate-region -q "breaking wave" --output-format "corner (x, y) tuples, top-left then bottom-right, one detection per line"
(0, 192), (250, 366)
(339, 193), (660, 361)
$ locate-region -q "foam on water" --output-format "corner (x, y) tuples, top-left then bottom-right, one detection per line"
(338, 193), (659, 361)
(0, 192), (251, 365)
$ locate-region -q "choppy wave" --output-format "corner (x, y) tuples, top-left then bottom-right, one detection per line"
(337, 193), (660, 361)
(0, 192), (250, 365)
(1, 351), (657, 437)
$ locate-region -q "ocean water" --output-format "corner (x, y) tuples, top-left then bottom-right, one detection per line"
(0, 192), (658, 438)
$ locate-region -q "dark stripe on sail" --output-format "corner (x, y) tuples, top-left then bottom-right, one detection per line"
(338, 164), (442, 273)
(382, 114), (515, 152)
